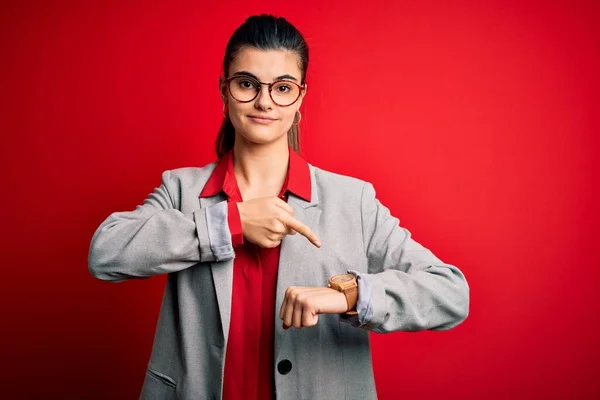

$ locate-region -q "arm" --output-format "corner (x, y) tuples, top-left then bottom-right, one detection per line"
(342, 182), (470, 332)
(88, 170), (238, 282)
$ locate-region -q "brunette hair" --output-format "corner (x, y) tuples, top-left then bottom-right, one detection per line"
(215, 14), (309, 158)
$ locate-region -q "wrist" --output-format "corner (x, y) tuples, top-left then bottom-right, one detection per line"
(328, 274), (358, 315)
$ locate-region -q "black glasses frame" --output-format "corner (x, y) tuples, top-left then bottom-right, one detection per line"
(221, 76), (306, 107)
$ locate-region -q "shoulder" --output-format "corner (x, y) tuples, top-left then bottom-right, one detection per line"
(310, 164), (366, 188)
(157, 162), (218, 194)
(309, 164), (373, 203)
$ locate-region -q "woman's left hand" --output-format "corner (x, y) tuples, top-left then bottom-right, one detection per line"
(279, 286), (349, 329)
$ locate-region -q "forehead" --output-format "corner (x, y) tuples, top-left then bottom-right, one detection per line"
(229, 47), (302, 81)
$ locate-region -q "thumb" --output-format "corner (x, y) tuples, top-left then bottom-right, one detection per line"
(306, 312), (319, 327)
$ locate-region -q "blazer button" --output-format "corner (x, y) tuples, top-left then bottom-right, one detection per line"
(277, 359), (292, 375)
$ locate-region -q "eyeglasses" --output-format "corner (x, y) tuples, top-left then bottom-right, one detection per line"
(222, 75), (306, 107)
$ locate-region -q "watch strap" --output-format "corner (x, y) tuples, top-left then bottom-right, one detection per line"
(343, 284), (358, 315)
(329, 274), (359, 315)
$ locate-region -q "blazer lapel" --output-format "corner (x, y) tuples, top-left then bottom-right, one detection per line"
(274, 165), (322, 360)
(199, 193), (234, 345)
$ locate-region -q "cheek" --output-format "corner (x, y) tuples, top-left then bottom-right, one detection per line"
(282, 109), (297, 123)
(228, 103), (247, 121)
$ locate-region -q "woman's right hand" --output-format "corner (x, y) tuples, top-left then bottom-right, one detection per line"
(236, 197), (321, 249)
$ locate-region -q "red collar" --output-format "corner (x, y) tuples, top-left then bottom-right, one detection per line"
(199, 146), (311, 202)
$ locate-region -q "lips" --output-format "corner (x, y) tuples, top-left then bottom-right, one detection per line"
(248, 115), (277, 121)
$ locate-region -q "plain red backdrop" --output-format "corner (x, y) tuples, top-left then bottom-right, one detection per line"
(1, 0), (598, 399)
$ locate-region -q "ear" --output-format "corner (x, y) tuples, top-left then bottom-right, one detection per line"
(296, 83), (307, 108)
(219, 77), (228, 103)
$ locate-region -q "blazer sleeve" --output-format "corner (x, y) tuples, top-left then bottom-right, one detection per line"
(343, 182), (470, 333)
(88, 169), (235, 282)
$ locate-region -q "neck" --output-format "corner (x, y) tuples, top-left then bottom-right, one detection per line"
(232, 136), (290, 196)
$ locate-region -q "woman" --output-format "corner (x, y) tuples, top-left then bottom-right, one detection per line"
(88, 14), (469, 400)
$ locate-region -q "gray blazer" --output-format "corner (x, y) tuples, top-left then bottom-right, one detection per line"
(88, 162), (470, 400)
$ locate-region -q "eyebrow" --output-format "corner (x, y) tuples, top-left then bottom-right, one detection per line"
(232, 71), (299, 82)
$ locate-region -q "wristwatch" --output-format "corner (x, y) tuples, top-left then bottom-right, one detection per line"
(328, 273), (358, 315)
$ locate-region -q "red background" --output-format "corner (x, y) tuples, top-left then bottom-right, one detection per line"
(1, 1), (598, 399)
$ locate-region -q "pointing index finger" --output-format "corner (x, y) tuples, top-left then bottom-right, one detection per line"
(282, 214), (321, 248)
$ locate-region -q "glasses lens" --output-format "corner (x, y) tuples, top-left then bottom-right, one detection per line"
(271, 81), (300, 106)
(229, 77), (259, 102)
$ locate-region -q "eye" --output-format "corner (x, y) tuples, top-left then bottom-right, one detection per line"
(235, 78), (258, 89)
(273, 82), (293, 93)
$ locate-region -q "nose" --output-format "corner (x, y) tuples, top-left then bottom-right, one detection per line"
(255, 84), (274, 110)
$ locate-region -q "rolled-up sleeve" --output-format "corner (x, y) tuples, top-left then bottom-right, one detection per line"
(205, 200), (244, 261)
(88, 170), (228, 282)
(340, 182), (470, 333)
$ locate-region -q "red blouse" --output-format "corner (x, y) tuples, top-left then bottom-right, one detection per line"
(199, 147), (312, 400)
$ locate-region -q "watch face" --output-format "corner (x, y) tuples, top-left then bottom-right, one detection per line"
(331, 274), (354, 284)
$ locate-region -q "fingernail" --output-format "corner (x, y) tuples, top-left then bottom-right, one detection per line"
(282, 323), (290, 330)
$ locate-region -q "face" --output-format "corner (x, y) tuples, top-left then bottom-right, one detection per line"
(220, 47), (306, 147)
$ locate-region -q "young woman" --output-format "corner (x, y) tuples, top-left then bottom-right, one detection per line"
(88, 14), (470, 400)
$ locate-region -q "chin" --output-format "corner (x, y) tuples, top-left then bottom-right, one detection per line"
(240, 126), (286, 145)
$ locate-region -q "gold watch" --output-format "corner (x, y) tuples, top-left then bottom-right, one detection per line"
(328, 273), (358, 315)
